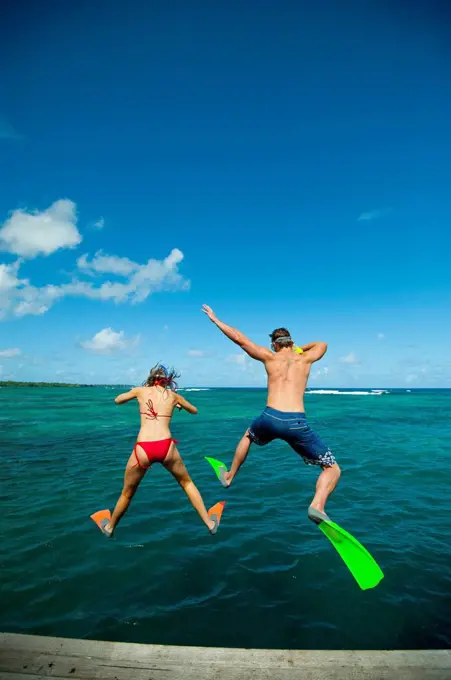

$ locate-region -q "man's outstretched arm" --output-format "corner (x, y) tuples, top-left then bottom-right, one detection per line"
(202, 305), (272, 362)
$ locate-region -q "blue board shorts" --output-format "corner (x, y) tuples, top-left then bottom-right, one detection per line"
(248, 407), (337, 468)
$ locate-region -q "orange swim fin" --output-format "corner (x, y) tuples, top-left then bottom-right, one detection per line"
(207, 501), (225, 535)
(90, 509), (112, 534)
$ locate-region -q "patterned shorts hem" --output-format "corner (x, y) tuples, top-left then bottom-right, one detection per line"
(302, 450), (337, 468)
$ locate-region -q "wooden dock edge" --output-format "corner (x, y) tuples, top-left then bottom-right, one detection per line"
(1, 633), (450, 679)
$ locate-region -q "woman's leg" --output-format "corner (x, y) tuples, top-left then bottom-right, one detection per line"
(107, 450), (148, 535)
(164, 446), (215, 532)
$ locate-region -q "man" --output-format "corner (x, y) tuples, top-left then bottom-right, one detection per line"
(202, 304), (341, 523)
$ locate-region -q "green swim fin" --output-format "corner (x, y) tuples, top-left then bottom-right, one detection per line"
(205, 456), (227, 481)
(317, 518), (384, 590)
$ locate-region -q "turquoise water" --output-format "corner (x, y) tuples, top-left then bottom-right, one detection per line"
(1, 386), (451, 649)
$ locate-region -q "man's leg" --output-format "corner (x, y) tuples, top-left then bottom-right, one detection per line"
(309, 463), (341, 514)
(224, 430), (253, 487)
(288, 422), (341, 518)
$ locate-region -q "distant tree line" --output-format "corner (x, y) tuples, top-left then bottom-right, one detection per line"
(0, 380), (95, 388)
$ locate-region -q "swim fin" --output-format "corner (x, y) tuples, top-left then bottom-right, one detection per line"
(309, 510), (384, 590)
(207, 501), (226, 534)
(90, 509), (112, 537)
(205, 457), (229, 487)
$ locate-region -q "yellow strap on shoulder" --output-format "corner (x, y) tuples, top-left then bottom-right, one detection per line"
(294, 346), (304, 354)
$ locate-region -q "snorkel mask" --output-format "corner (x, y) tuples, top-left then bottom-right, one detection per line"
(270, 336), (304, 353)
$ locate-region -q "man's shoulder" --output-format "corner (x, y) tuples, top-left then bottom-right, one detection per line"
(263, 352), (277, 366)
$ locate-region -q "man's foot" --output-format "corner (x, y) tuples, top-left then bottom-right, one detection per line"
(308, 507), (330, 525)
(219, 468), (232, 488)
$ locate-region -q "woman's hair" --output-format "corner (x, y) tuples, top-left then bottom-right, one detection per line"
(143, 363), (180, 391)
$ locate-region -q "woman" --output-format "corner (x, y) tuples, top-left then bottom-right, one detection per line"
(90, 364), (225, 537)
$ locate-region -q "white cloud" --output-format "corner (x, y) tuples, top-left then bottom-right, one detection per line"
(340, 352), (359, 364)
(0, 261), (27, 292)
(93, 217), (105, 230)
(0, 197), (187, 319)
(14, 300), (52, 317)
(311, 365), (329, 380)
(227, 353), (247, 367)
(11, 281), (68, 318)
(81, 328), (128, 354)
(76, 247), (187, 303)
(0, 262), (29, 318)
(406, 374), (418, 383)
(187, 349), (204, 357)
(377, 333), (385, 340)
(0, 247), (189, 319)
(0, 348), (21, 357)
(77, 251), (138, 276)
(0, 199), (81, 258)
(357, 207), (392, 222)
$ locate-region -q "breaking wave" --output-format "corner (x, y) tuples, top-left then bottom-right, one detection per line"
(179, 388), (211, 392)
(306, 389), (390, 396)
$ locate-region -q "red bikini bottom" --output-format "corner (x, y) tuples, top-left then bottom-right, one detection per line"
(133, 438), (178, 469)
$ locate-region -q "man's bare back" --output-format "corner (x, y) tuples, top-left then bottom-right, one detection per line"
(265, 351), (311, 412)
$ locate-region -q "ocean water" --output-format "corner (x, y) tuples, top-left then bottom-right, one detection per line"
(1, 386), (451, 650)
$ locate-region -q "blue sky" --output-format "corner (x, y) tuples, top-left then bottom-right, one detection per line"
(0, 1), (450, 387)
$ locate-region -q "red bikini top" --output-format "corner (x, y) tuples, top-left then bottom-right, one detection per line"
(140, 378), (179, 419)
(140, 397), (171, 420)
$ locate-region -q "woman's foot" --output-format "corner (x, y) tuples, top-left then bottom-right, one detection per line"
(91, 509), (114, 537)
(208, 516), (219, 534)
(100, 519), (114, 537)
(207, 501), (226, 534)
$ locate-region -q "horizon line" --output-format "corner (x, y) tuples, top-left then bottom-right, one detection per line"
(0, 381), (449, 390)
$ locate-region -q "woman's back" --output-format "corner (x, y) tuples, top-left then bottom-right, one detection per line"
(136, 386), (177, 441)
